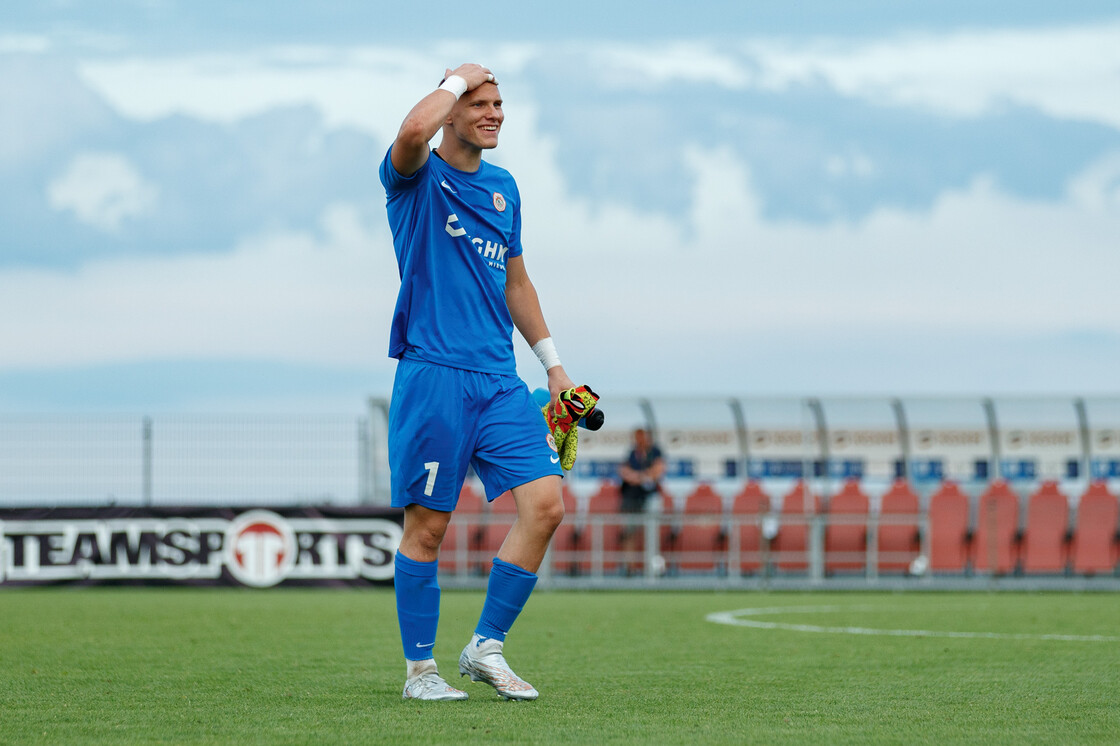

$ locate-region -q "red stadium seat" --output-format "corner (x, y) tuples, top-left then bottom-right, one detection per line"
(478, 490), (518, 573)
(441, 483), (485, 574)
(549, 485), (581, 576)
(732, 482), (771, 574)
(772, 481), (821, 572)
(456, 483), (484, 514)
(441, 520), (466, 573)
(824, 480), (869, 573)
(876, 480), (921, 573)
(928, 482), (970, 573)
(586, 481), (621, 513)
(670, 483), (726, 572)
(970, 481), (1020, 575)
(1070, 482), (1119, 575)
(1020, 482), (1070, 574)
(580, 482), (624, 574)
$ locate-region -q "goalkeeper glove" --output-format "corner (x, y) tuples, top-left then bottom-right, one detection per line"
(541, 385), (600, 471)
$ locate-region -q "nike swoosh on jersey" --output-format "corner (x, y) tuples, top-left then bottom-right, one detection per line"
(440, 180), (456, 194)
(550, 455), (560, 464)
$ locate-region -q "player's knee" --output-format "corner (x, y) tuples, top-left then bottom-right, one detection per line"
(536, 498), (565, 534)
(401, 515), (449, 559)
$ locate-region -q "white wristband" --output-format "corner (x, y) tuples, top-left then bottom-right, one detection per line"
(532, 337), (562, 371)
(438, 75), (468, 100)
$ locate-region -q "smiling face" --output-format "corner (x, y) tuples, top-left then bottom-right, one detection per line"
(447, 82), (503, 151)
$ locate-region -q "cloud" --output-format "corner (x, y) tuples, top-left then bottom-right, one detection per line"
(568, 23), (1120, 132)
(60, 29), (1120, 233)
(6, 25), (1120, 400)
(72, 21), (1120, 143)
(5, 95), (1120, 394)
(0, 54), (119, 166)
(0, 202), (398, 369)
(0, 34), (50, 53)
(1068, 151), (1120, 210)
(594, 42), (752, 89)
(75, 45), (538, 146)
(741, 22), (1120, 129)
(532, 134), (1120, 327)
(47, 152), (159, 231)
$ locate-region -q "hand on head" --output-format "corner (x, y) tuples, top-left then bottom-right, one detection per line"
(445, 63), (497, 90)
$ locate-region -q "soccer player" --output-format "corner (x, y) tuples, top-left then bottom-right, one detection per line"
(379, 63), (579, 701)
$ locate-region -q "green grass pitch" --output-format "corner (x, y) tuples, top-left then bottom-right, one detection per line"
(1, 588), (1118, 744)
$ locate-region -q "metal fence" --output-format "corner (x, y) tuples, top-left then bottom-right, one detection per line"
(0, 414), (372, 507)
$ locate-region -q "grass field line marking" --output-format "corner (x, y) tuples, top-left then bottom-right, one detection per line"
(706, 606), (1120, 642)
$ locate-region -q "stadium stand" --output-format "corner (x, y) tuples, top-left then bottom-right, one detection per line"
(1020, 481), (1070, 574)
(970, 481), (1020, 575)
(824, 480), (870, 574)
(876, 480), (921, 574)
(732, 482), (771, 575)
(1070, 482), (1119, 575)
(928, 482), (971, 573)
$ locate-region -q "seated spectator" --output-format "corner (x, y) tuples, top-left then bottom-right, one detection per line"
(617, 428), (666, 574)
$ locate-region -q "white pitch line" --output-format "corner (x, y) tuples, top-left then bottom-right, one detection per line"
(706, 606), (1120, 642)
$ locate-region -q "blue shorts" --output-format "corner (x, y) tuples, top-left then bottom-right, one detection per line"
(388, 358), (562, 511)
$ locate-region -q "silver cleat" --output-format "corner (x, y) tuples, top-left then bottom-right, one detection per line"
(458, 635), (539, 701)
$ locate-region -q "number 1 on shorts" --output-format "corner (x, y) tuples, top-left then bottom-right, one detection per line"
(423, 461), (439, 496)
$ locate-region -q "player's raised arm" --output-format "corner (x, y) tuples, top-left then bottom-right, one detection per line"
(390, 63), (496, 177)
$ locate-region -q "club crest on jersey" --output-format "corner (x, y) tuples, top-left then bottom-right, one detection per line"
(546, 433), (558, 453)
(492, 192), (506, 212)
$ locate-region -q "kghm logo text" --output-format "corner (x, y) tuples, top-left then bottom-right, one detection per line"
(445, 213), (509, 270)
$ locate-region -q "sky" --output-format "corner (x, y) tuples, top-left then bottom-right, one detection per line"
(2, 1), (1120, 414)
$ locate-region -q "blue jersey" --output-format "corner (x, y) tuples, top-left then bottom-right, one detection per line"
(380, 147), (523, 374)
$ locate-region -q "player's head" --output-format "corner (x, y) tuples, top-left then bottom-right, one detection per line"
(633, 428), (652, 449)
(444, 80), (503, 151)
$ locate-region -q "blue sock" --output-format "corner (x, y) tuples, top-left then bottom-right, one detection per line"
(475, 557), (538, 642)
(395, 551), (440, 661)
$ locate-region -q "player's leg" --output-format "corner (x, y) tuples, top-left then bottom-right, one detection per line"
(495, 474), (565, 571)
(397, 506), (467, 700)
(390, 360), (473, 701)
(472, 474), (563, 645)
(460, 476), (563, 701)
(396, 505), (450, 658)
(459, 380), (563, 700)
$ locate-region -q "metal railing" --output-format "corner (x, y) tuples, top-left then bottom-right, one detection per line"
(435, 508), (1120, 590)
(440, 510), (930, 585)
(0, 414), (373, 507)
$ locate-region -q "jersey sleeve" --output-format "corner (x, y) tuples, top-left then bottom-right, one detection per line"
(379, 145), (429, 193)
(505, 180), (524, 259)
